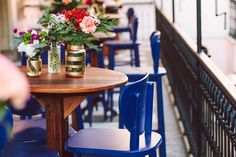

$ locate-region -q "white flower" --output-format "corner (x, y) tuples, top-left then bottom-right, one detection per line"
(25, 44), (37, 58)
(51, 14), (66, 24)
(31, 30), (37, 35)
(17, 43), (27, 52)
(57, 14), (66, 23)
(33, 40), (39, 45)
(42, 27), (49, 34)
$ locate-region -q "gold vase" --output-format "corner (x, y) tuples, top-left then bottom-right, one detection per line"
(27, 56), (42, 77)
(65, 45), (86, 77)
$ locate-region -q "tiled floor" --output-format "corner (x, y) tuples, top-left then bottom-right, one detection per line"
(82, 41), (187, 157)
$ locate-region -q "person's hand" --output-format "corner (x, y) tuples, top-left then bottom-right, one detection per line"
(0, 54), (30, 110)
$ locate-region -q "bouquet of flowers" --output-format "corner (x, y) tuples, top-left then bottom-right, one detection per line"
(13, 29), (49, 58)
(38, 8), (116, 49)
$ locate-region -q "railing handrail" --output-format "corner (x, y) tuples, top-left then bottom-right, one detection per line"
(157, 8), (236, 107)
(123, 0), (154, 5)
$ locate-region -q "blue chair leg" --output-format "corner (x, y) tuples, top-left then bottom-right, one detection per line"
(134, 46), (140, 67)
(108, 48), (115, 70)
(103, 91), (109, 120)
(110, 92), (114, 122)
(157, 76), (166, 157)
(107, 89), (114, 121)
(118, 112), (124, 129)
(87, 96), (94, 127)
(76, 106), (84, 130)
(130, 50), (134, 67)
(149, 151), (157, 157)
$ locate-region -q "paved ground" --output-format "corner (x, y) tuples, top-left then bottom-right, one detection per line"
(82, 41), (187, 157)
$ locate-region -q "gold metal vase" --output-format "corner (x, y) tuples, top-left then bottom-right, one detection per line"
(27, 56), (42, 77)
(65, 45), (86, 77)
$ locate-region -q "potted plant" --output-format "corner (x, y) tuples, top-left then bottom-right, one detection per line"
(13, 29), (49, 76)
(38, 8), (116, 77)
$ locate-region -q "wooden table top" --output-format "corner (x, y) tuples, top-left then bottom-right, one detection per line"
(94, 32), (116, 40)
(20, 66), (128, 94)
(103, 13), (121, 20)
(97, 0), (123, 8)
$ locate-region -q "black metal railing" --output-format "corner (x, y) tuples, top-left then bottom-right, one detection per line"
(156, 8), (236, 157)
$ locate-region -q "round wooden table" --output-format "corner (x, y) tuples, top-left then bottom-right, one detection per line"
(20, 66), (128, 157)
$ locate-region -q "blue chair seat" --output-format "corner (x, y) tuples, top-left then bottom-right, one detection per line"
(105, 40), (140, 49)
(66, 128), (161, 156)
(11, 118), (76, 144)
(2, 142), (59, 157)
(110, 26), (130, 33)
(0, 106), (59, 157)
(115, 66), (166, 76)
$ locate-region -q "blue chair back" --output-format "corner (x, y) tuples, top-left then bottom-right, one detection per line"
(86, 48), (105, 68)
(0, 105), (13, 152)
(150, 31), (161, 74)
(119, 73), (154, 150)
(8, 97), (43, 118)
(130, 16), (138, 43)
(127, 8), (135, 24)
(21, 51), (48, 66)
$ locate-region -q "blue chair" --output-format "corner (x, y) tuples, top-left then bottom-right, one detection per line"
(105, 16), (140, 70)
(65, 73), (162, 157)
(0, 105), (59, 157)
(110, 31), (167, 157)
(110, 8), (134, 34)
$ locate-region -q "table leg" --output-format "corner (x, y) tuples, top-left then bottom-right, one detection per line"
(45, 97), (72, 157)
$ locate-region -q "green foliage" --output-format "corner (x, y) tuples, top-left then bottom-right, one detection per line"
(0, 102), (6, 121)
(50, 0), (80, 14)
(21, 33), (32, 44)
(38, 8), (118, 50)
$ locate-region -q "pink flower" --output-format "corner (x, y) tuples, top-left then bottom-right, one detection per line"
(62, 0), (72, 5)
(80, 16), (97, 33)
(13, 28), (17, 33)
(32, 34), (40, 40)
(19, 31), (26, 35)
(0, 54), (30, 110)
(85, 0), (92, 5)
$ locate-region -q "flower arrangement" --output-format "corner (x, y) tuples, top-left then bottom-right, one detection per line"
(13, 29), (49, 58)
(38, 8), (116, 49)
(48, 0), (79, 14)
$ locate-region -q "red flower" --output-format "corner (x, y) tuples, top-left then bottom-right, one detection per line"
(61, 8), (90, 30)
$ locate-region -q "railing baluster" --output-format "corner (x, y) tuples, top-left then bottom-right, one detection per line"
(156, 7), (236, 157)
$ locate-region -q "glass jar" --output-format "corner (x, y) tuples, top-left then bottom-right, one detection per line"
(65, 45), (86, 77)
(48, 42), (61, 73)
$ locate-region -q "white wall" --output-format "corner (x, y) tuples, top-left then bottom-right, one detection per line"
(156, 0), (230, 38)
(155, 0), (236, 78)
(122, 0), (156, 40)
